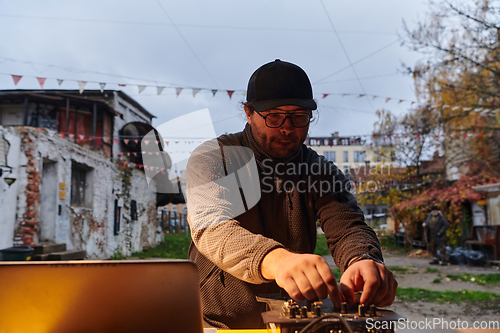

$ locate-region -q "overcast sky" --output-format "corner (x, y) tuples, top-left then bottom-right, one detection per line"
(0, 0), (435, 140)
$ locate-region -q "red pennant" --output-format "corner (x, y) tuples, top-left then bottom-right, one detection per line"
(127, 152), (130, 156)
(417, 133), (421, 139)
(124, 139), (129, 145)
(11, 75), (22, 86)
(161, 168), (165, 172)
(165, 141), (169, 146)
(114, 139), (119, 144)
(145, 140), (150, 145)
(134, 140), (138, 144)
(107, 152), (111, 157)
(118, 84), (126, 87)
(123, 161), (127, 166)
(60, 133), (64, 138)
(322, 94), (329, 99)
(227, 90), (234, 99)
(36, 77), (46, 89)
(463, 133), (467, 139)
(120, 152), (124, 157)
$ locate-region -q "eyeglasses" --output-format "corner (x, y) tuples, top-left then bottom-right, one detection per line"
(254, 110), (312, 128)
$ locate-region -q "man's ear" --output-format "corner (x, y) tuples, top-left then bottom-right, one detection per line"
(244, 105), (252, 124)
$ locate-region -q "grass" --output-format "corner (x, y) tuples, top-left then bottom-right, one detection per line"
(396, 287), (500, 308)
(425, 268), (441, 274)
(432, 278), (442, 283)
(314, 233), (330, 256)
(112, 233), (192, 260)
(446, 273), (500, 285)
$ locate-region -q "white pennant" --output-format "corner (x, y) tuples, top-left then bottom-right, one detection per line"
(157, 86), (165, 95)
(99, 83), (106, 92)
(192, 88), (201, 97)
(176, 87), (183, 96)
(57, 79), (64, 86)
(78, 81), (87, 94)
(138, 85), (146, 94)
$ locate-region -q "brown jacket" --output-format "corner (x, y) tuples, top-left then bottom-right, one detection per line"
(186, 124), (382, 329)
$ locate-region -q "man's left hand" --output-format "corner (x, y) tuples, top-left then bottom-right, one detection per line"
(339, 260), (397, 307)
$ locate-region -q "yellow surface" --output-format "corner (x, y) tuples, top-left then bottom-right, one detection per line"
(217, 330), (276, 333)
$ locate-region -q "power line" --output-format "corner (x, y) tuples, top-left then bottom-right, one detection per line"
(315, 72), (400, 84)
(319, 0), (375, 112)
(155, 0), (219, 88)
(313, 39), (401, 84)
(0, 14), (397, 36)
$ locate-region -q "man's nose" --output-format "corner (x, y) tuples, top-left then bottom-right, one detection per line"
(280, 117), (294, 134)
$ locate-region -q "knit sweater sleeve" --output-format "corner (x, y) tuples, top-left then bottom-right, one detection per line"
(186, 139), (283, 284)
(311, 154), (383, 272)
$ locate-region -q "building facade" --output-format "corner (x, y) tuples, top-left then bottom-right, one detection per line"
(0, 90), (164, 258)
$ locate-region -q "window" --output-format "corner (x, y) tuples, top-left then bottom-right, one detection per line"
(354, 151), (366, 162)
(343, 151), (348, 163)
(323, 151), (336, 162)
(71, 162), (93, 207)
(343, 165), (350, 174)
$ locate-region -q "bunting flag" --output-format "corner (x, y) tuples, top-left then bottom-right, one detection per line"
(78, 81), (87, 94)
(212, 89), (217, 97)
(118, 84), (126, 87)
(242, 91), (247, 97)
(36, 77), (46, 89)
(157, 86), (165, 95)
(192, 88), (201, 97)
(99, 83), (106, 92)
(57, 79), (64, 86)
(176, 87), (183, 97)
(138, 85), (146, 94)
(227, 90), (234, 99)
(124, 139), (129, 145)
(385, 98), (391, 103)
(11, 75), (22, 86)
(322, 94), (329, 99)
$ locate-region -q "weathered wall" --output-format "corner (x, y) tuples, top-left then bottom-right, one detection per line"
(0, 127), (159, 257)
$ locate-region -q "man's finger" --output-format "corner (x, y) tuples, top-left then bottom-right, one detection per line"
(293, 272), (318, 301)
(339, 281), (356, 307)
(358, 271), (380, 305)
(280, 276), (304, 302)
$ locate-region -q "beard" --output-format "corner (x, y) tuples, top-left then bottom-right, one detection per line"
(250, 123), (307, 159)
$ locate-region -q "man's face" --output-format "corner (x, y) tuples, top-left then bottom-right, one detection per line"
(244, 105), (311, 159)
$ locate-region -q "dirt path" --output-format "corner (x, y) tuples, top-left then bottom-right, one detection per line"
(322, 252), (500, 327)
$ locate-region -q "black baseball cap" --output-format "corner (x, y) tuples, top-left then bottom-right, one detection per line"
(246, 59), (317, 112)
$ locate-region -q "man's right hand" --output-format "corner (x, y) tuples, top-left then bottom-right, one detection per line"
(260, 248), (343, 308)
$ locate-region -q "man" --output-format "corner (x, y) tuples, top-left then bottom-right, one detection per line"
(186, 59), (397, 329)
(423, 205), (449, 265)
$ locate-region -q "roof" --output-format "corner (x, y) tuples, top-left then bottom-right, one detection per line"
(0, 89), (156, 119)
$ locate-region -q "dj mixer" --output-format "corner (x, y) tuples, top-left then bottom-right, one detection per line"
(257, 294), (404, 333)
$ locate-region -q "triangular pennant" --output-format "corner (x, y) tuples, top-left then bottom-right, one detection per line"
(242, 91), (247, 97)
(118, 84), (126, 87)
(78, 81), (87, 94)
(134, 140), (138, 144)
(212, 89), (217, 97)
(99, 83), (106, 92)
(165, 141), (169, 146)
(60, 133), (64, 138)
(11, 75), (22, 86)
(78, 134), (85, 141)
(36, 77), (46, 89)
(322, 94), (329, 99)
(138, 85), (146, 94)
(145, 140), (150, 145)
(124, 139), (129, 145)
(114, 139), (119, 144)
(176, 87), (183, 96)
(192, 88), (201, 97)
(357, 94), (365, 98)
(157, 86), (165, 95)
(385, 98), (391, 103)
(227, 90), (234, 99)
(398, 100), (403, 103)
(69, 134), (74, 139)
(57, 79), (64, 86)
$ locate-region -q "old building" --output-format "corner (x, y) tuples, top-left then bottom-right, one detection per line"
(0, 89), (165, 258)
